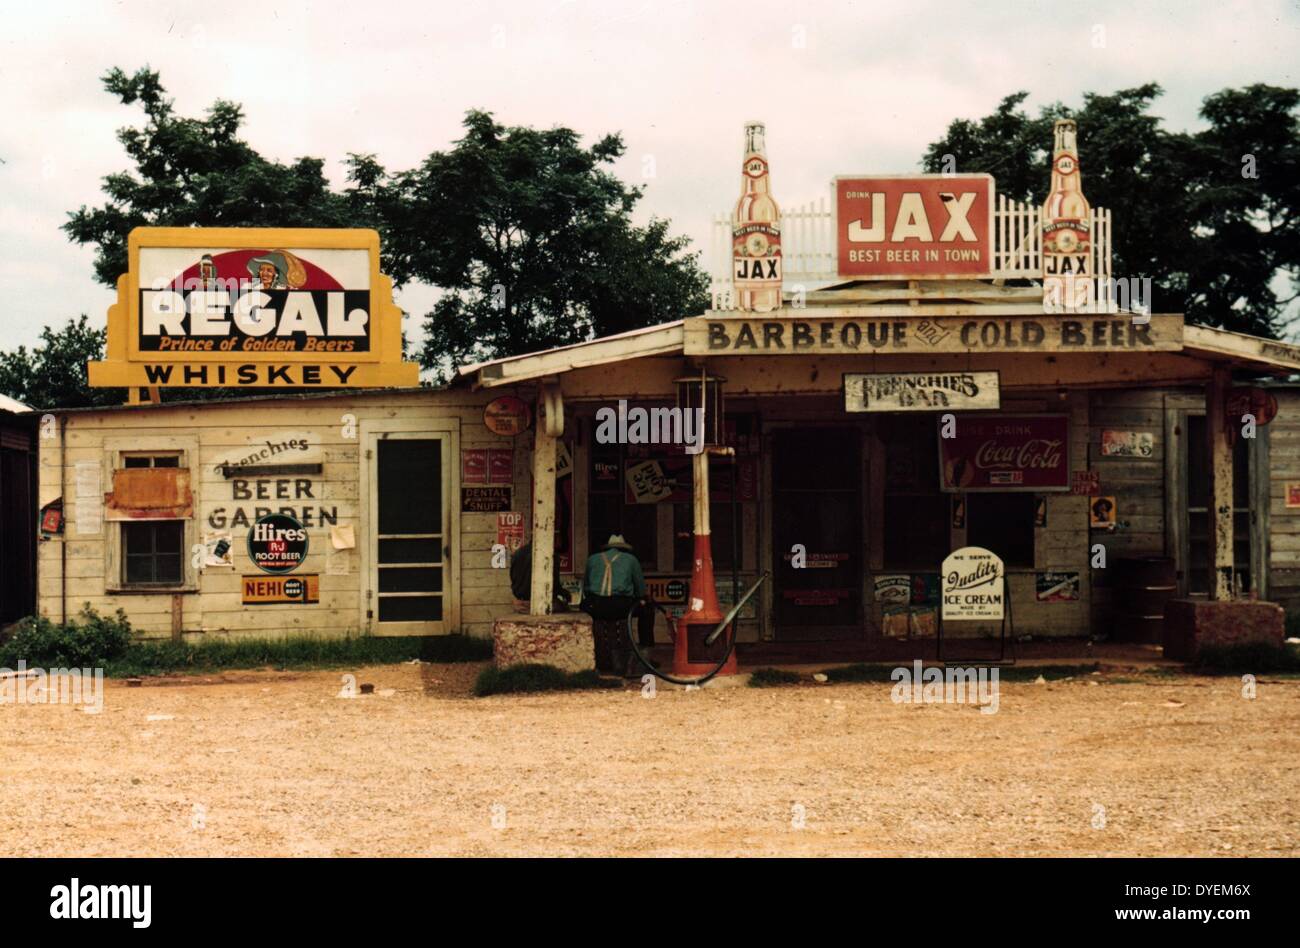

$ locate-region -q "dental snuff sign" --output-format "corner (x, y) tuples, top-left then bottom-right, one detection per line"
(836, 175), (994, 279)
(88, 228), (419, 388)
(941, 546), (1004, 621)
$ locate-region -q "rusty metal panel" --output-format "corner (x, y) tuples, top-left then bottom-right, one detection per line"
(104, 468), (194, 521)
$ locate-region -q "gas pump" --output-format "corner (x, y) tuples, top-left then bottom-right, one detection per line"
(623, 369), (769, 685)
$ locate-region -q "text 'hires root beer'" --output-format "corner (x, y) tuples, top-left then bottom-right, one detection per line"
(247, 513), (309, 574)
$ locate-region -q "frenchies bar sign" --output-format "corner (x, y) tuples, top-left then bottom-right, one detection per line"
(88, 227), (419, 388)
(939, 414), (1069, 492)
(836, 175), (993, 279)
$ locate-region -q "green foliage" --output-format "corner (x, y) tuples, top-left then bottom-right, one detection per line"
(1192, 642), (1300, 674)
(0, 314), (124, 409)
(923, 83), (1300, 338)
(360, 110), (710, 380)
(473, 663), (620, 696)
(0, 606), (133, 667)
(747, 667), (801, 687)
(100, 633), (492, 677)
(63, 67), (367, 287)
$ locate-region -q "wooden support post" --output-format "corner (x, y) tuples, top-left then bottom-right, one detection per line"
(530, 387), (559, 616)
(1207, 366), (1234, 600)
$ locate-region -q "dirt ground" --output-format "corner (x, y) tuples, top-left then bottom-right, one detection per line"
(2, 662), (1298, 857)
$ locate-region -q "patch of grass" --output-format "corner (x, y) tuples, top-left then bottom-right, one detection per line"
(821, 663), (898, 683)
(101, 634), (492, 677)
(473, 663), (622, 697)
(1191, 642), (1300, 675)
(747, 667), (802, 687)
(996, 663), (1101, 682)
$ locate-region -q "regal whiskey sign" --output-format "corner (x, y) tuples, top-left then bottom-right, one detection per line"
(89, 228), (419, 388)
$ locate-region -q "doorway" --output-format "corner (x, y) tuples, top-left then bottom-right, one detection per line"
(771, 427), (862, 640)
(363, 427), (458, 634)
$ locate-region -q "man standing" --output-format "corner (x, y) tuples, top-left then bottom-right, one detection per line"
(509, 540), (569, 613)
(581, 534), (648, 677)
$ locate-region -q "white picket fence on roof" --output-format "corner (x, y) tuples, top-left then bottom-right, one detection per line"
(709, 191), (1112, 309)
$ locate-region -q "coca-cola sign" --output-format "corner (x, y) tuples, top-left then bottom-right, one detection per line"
(939, 414), (1069, 492)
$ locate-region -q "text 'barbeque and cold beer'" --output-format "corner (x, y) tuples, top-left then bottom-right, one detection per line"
(88, 228), (420, 389)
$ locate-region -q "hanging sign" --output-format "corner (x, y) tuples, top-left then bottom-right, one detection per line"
(484, 396), (531, 436)
(845, 371), (1000, 412)
(247, 513), (309, 574)
(836, 175), (994, 279)
(939, 414), (1069, 492)
(462, 486), (512, 513)
(941, 546), (1004, 621)
(87, 228), (418, 388)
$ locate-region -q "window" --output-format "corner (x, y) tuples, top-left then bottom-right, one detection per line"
(966, 493), (1035, 567)
(123, 521), (184, 585)
(123, 454), (180, 468)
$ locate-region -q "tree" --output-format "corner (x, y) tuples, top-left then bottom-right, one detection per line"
(64, 67), (367, 287)
(923, 84), (1300, 337)
(365, 111), (709, 380)
(0, 315), (124, 409)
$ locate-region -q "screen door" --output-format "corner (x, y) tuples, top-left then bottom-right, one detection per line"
(368, 433), (452, 634)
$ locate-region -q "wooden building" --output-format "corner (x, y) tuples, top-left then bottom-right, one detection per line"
(0, 395), (38, 631)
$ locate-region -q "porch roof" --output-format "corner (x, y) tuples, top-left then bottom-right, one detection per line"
(456, 314), (1300, 389)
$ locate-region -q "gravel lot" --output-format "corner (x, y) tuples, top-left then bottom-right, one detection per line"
(2, 662), (1298, 857)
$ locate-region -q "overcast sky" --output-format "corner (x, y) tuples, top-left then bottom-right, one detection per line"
(1, 0), (1297, 352)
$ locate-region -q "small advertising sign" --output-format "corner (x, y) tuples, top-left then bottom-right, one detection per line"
(247, 513), (309, 574)
(873, 574), (912, 605)
(1287, 483), (1300, 509)
(484, 396), (531, 436)
(462, 487), (512, 513)
(461, 449), (488, 484)
(1090, 496), (1117, 529)
(1036, 572), (1080, 602)
(836, 175), (994, 279)
(941, 547), (1005, 621)
(1100, 430), (1155, 458)
(488, 448), (513, 484)
(242, 573), (320, 605)
(844, 371), (1000, 413)
(1070, 470), (1100, 496)
(939, 414), (1069, 492)
(496, 511), (525, 555)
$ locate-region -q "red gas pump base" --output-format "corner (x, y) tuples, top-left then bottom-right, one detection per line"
(671, 616), (739, 678)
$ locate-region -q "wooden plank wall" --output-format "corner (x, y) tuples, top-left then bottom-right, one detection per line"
(38, 390), (523, 641)
(1266, 390), (1300, 613)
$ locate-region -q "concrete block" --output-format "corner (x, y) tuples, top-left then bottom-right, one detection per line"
(1163, 599), (1285, 661)
(492, 613), (595, 673)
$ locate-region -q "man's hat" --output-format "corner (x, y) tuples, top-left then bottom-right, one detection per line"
(247, 252), (287, 284)
(604, 534), (634, 551)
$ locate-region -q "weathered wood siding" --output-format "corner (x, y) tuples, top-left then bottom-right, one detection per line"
(1265, 389), (1300, 613)
(38, 389), (526, 641)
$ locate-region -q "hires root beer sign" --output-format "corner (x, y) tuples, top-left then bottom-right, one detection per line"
(836, 175), (993, 279)
(88, 227), (419, 388)
(939, 414), (1069, 492)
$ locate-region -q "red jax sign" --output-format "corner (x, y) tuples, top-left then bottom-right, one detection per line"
(940, 414), (1069, 492)
(836, 175), (994, 279)
(88, 228), (419, 388)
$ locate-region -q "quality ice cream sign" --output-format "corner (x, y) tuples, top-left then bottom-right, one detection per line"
(88, 228), (419, 388)
(941, 546), (1004, 621)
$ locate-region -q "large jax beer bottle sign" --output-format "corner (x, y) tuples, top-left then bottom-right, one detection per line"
(248, 514), (309, 574)
(732, 121), (782, 313)
(1042, 119), (1092, 311)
